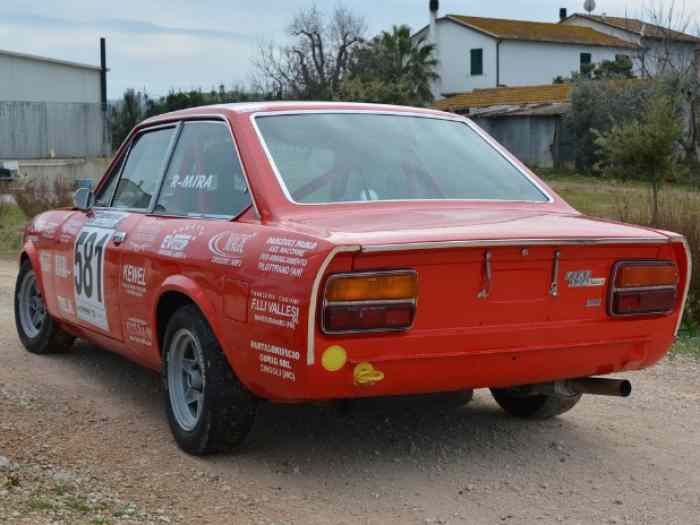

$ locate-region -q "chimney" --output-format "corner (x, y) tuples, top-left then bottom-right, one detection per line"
(99, 37), (107, 110)
(429, 0), (441, 97)
(559, 8), (568, 21)
(430, 0), (439, 45)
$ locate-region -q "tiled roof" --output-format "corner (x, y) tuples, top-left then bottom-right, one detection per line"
(434, 84), (574, 111)
(446, 15), (638, 48)
(567, 14), (700, 44)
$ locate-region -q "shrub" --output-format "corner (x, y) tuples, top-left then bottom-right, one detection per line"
(10, 176), (74, 219)
(595, 93), (684, 224)
(564, 80), (654, 173)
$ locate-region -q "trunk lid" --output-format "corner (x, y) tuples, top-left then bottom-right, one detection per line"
(285, 206), (668, 247)
(295, 206), (673, 332)
(353, 243), (668, 330)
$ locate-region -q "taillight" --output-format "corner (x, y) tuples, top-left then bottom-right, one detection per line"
(322, 271), (417, 334)
(609, 261), (679, 317)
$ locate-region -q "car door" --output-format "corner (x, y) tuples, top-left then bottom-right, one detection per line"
(53, 123), (179, 341)
(119, 119), (254, 361)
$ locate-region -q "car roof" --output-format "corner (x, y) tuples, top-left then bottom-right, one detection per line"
(141, 101), (456, 126)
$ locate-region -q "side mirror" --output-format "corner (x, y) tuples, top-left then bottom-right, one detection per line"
(73, 187), (94, 212)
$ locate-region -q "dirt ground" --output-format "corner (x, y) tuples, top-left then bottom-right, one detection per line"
(1, 257), (699, 525)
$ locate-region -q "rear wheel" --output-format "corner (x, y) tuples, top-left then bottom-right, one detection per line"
(162, 304), (256, 455)
(14, 259), (74, 354)
(490, 388), (581, 419)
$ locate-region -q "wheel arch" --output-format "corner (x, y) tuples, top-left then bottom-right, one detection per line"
(19, 242), (45, 294)
(154, 275), (223, 358)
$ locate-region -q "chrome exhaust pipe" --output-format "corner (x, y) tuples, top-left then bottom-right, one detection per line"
(521, 378), (632, 398)
(567, 378), (632, 397)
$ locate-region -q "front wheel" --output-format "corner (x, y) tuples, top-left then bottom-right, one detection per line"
(162, 304), (257, 455)
(14, 259), (74, 354)
(490, 388), (582, 420)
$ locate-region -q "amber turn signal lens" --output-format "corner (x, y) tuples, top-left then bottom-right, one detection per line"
(325, 273), (417, 302)
(615, 264), (678, 289)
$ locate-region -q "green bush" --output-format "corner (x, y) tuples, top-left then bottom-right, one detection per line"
(595, 93), (684, 223)
(564, 80), (654, 173)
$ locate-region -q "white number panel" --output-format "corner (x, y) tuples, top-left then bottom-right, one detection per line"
(73, 226), (114, 331)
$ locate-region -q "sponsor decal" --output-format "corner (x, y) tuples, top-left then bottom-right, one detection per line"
(62, 214), (84, 237)
(57, 295), (75, 316)
(250, 290), (300, 330)
(125, 222), (161, 252)
(85, 210), (129, 229)
(54, 254), (71, 279)
(34, 217), (59, 239)
(122, 264), (147, 297)
(565, 271), (606, 288)
(208, 231), (256, 267)
(169, 174), (217, 192)
(39, 251), (53, 274)
(251, 340), (299, 382)
(158, 224), (204, 259)
(126, 317), (152, 347)
(74, 226), (113, 331)
(257, 237), (318, 278)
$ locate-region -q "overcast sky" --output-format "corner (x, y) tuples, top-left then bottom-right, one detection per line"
(1, 0), (698, 99)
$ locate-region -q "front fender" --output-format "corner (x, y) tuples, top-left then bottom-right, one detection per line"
(20, 240), (44, 293)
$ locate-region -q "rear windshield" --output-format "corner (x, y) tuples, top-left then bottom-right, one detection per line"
(255, 113), (548, 204)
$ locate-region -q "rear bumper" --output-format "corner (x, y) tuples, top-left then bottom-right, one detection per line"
(284, 331), (674, 402)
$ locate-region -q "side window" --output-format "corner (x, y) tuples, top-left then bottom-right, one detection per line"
(111, 127), (175, 210)
(470, 49), (483, 76)
(155, 121), (251, 218)
(94, 154), (124, 207)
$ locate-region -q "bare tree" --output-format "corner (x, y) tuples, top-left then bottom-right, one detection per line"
(632, 1), (700, 161)
(253, 5), (366, 100)
(638, 0), (696, 77)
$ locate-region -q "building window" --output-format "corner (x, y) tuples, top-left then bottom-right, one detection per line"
(470, 49), (484, 76)
(580, 52), (592, 73)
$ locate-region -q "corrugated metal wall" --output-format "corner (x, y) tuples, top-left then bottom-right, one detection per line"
(0, 101), (110, 159)
(472, 115), (574, 168)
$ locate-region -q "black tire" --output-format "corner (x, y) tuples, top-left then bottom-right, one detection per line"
(14, 259), (74, 354)
(162, 304), (257, 455)
(490, 388), (582, 420)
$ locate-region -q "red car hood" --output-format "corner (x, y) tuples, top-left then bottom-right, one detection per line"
(280, 206), (671, 248)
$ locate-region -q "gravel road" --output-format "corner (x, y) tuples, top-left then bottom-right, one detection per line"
(1, 257), (699, 525)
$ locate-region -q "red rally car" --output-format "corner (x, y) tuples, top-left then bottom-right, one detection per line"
(14, 102), (691, 454)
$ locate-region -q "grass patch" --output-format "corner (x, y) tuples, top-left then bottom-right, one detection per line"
(670, 337), (700, 359)
(0, 201), (26, 254)
(28, 495), (60, 512)
(64, 494), (96, 513)
(537, 170), (700, 220)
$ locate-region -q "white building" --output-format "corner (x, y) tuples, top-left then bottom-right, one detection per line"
(0, 40), (110, 161)
(561, 13), (700, 78)
(0, 48), (103, 104)
(416, 2), (638, 99)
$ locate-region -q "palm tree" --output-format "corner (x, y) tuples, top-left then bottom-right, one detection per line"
(344, 25), (439, 106)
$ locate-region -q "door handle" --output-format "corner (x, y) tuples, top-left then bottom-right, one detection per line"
(112, 231), (127, 245)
